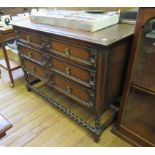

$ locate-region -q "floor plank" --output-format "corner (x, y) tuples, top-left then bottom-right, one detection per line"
(0, 67), (131, 147)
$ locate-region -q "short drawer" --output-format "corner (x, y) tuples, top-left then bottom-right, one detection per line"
(48, 73), (95, 108)
(45, 38), (97, 67)
(2, 32), (16, 42)
(47, 55), (96, 89)
(22, 59), (47, 81)
(18, 44), (46, 65)
(17, 30), (44, 48)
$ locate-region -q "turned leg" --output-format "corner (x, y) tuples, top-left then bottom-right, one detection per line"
(1, 41), (15, 88)
(94, 115), (101, 143)
(23, 70), (31, 92)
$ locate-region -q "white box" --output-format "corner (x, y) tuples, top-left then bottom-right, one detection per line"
(30, 10), (120, 32)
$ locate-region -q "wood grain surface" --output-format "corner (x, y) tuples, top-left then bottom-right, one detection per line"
(0, 67), (131, 146)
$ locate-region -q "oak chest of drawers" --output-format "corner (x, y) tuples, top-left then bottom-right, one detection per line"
(12, 19), (134, 141)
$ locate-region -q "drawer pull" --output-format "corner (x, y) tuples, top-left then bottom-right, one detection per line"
(90, 58), (96, 65)
(89, 91), (95, 105)
(44, 38), (50, 48)
(32, 67), (37, 74)
(50, 81), (54, 85)
(42, 60), (46, 65)
(89, 80), (95, 87)
(27, 35), (31, 43)
(45, 70), (49, 74)
(65, 67), (71, 75)
(48, 63), (52, 67)
(90, 50), (97, 66)
(41, 77), (48, 82)
(15, 30), (19, 38)
(64, 47), (70, 56)
(67, 85), (71, 93)
(41, 38), (45, 47)
(28, 52), (32, 58)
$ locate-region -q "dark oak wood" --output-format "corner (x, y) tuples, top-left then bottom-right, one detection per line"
(0, 29), (21, 87)
(112, 7), (155, 147)
(12, 18), (134, 141)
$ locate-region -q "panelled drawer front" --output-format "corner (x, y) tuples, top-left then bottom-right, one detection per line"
(47, 56), (96, 89)
(17, 30), (44, 48)
(48, 73), (94, 108)
(18, 44), (46, 65)
(3, 32), (16, 41)
(22, 59), (47, 81)
(46, 38), (97, 67)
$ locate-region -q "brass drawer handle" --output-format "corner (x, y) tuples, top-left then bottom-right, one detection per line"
(41, 38), (45, 47)
(42, 60), (46, 65)
(90, 58), (96, 65)
(90, 50), (97, 67)
(64, 47), (71, 56)
(88, 91), (95, 106)
(27, 35), (31, 43)
(67, 85), (71, 93)
(31, 67), (37, 74)
(48, 63), (52, 68)
(28, 52), (32, 58)
(89, 80), (95, 87)
(45, 39), (50, 48)
(65, 67), (71, 75)
(89, 72), (96, 87)
(50, 81), (54, 85)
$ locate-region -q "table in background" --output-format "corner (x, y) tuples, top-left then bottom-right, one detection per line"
(0, 28), (21, 87)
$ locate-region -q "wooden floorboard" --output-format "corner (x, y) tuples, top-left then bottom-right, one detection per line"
(0, 67), (131, 147)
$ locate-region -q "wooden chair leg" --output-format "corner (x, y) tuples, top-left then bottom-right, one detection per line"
(8, 70), (14, 88)
(1, 42), (14, 88)
(0, 133), (6, 139)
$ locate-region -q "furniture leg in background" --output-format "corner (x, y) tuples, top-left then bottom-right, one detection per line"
(0, 29), (21, 87)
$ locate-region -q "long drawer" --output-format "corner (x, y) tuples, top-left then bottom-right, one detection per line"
(48, 73), (94, 108)
(18, 44), (96, 89)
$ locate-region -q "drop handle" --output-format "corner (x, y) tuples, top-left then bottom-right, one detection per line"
(41, 38), (45, 47)
(64, 47), (71, 56)
(44, 39), (50, 48)
(90, 58), (96, 64)
(31, 67), (37, 74)
(67, 85), (71, 93)
(27, 35), (31, 43)
(65, 67), (71, 75)
(48, 63), (52, 67)
(28, 52), (32, 58)
(50, 81), (55, 85)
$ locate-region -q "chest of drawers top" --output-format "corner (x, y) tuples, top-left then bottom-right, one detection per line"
(12, 19), (135, 46)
